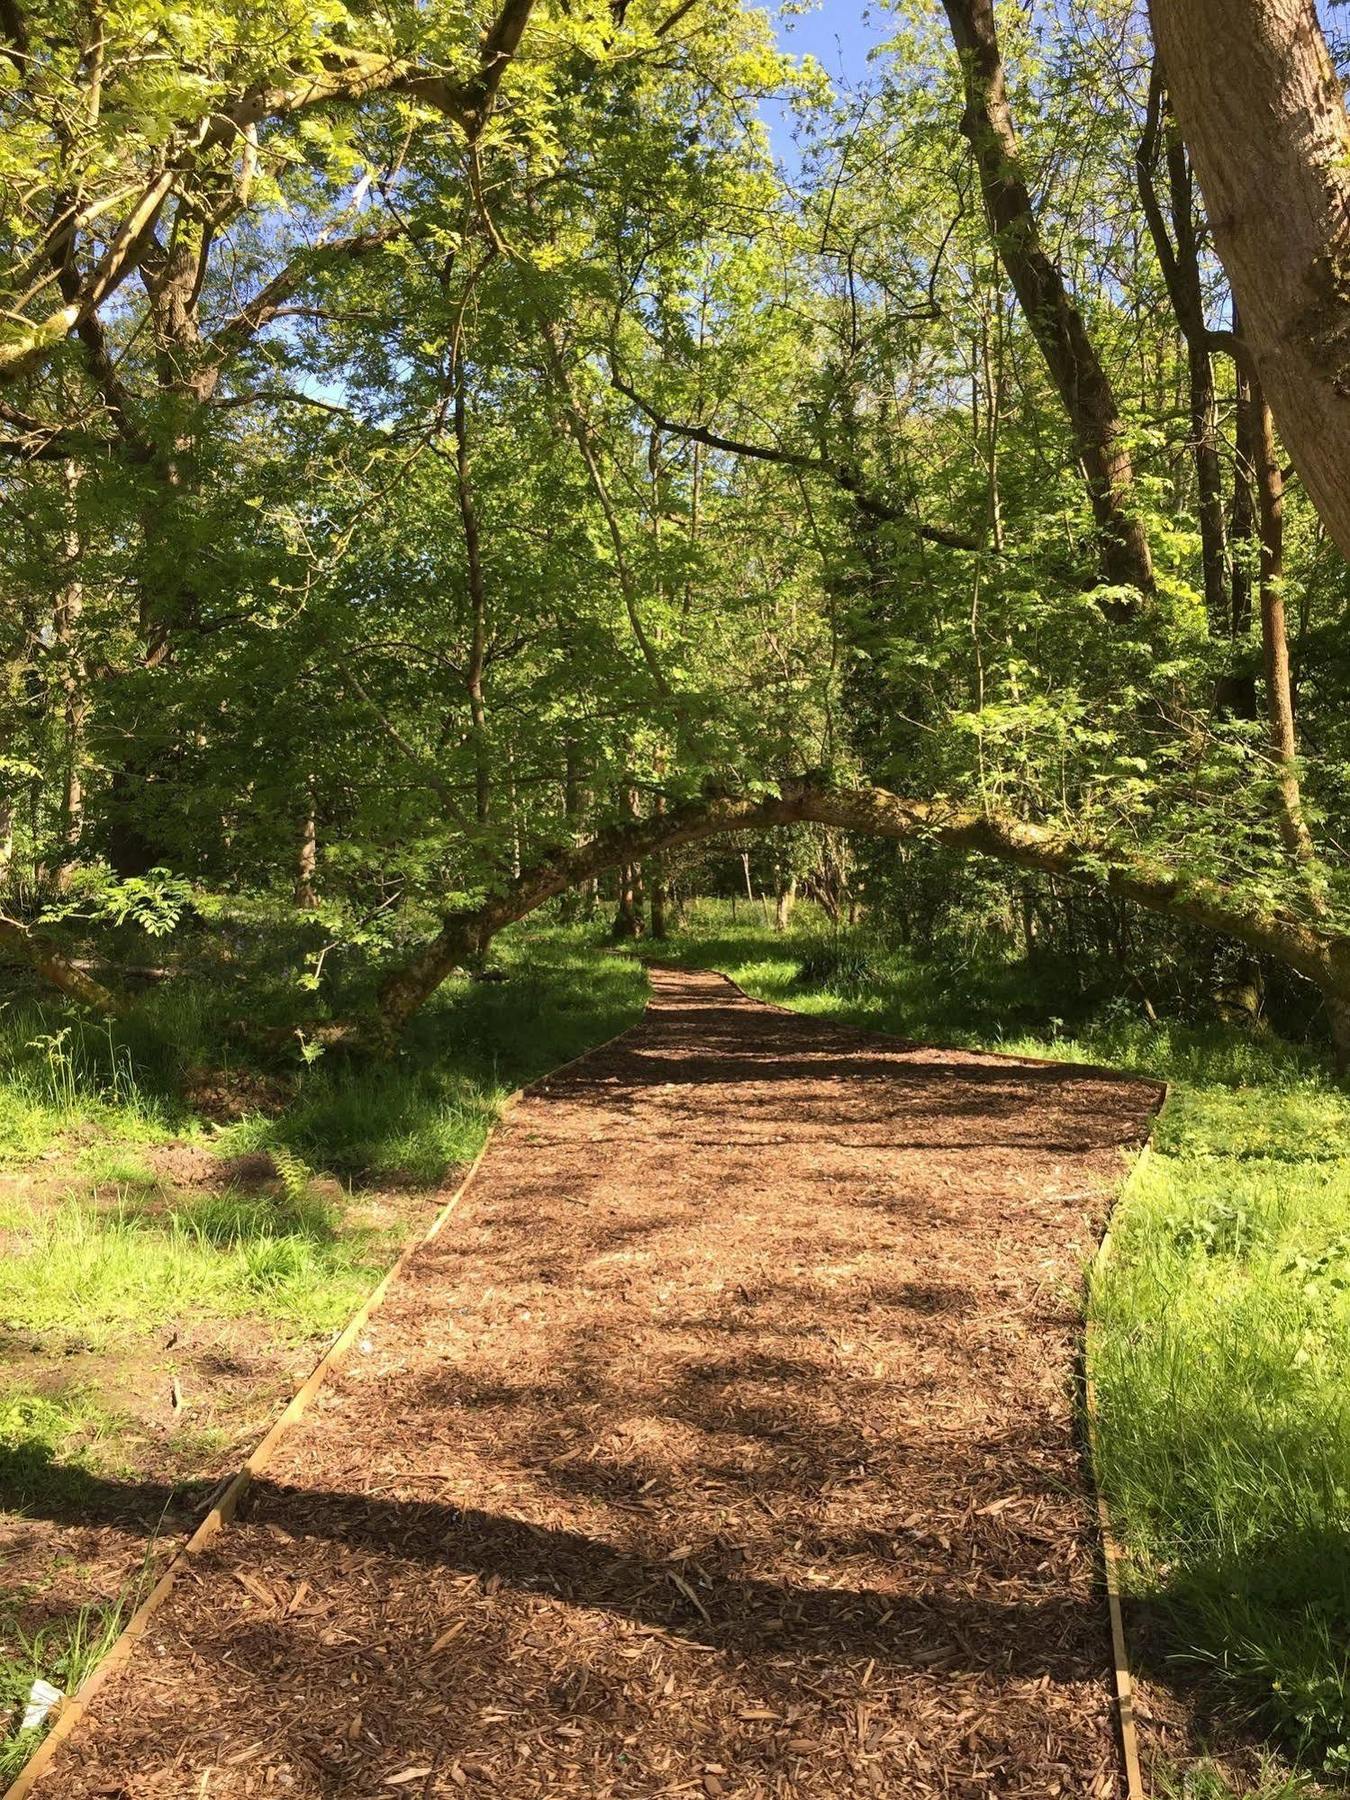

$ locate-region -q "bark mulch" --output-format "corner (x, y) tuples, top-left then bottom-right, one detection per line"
(29, 965), (1162, 1799)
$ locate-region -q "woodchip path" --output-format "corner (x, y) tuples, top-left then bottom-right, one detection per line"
(32, 965), (1161, 1798)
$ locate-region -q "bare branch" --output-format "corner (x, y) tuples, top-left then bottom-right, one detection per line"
(607, 367), (983, 551)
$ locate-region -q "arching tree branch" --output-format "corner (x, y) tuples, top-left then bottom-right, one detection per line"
(368, 780), (1350, 1049)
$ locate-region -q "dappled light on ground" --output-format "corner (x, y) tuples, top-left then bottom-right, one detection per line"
(30, 968), (1160, 1798)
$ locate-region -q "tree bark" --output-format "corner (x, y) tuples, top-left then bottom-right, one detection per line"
(0, 916), (130, 1015)
(1219, 332), (1260, 719)
(649, 872), (668, 940)
(454, 365), (491, 825)
(1253, 388), (1317, 868)
(612, 865), (644, 941)
(648, 794), (669, 940)
(1136, 67), (1227, 629)
(610, 788), (645, 940)
(942, 0), (1154, 599)
(775, 876), (797, 933)
(52, 469), (87, 889)
(294, 784), (318, 909)
(1149, 0), (1350, 564)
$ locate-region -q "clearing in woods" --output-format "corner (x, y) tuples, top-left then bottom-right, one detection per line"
(23, 965), (1161, 1798)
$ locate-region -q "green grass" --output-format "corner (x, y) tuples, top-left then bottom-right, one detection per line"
(649, 903), (1350, 1785)
(0, 1007), (179, 1160)
(0, 1598), (132, 1779)
(1153, 1765), (1316, 1800)
(1091, 1109), (1350, 1776)
(0, 923), (649, 1411)
(0, 1388), (147, 1777)
(0, 924), (646, 1182)
(0, 1190), (400, 1347)
(214, 927), (645, 1180)
(0, 1388), (133, 1508)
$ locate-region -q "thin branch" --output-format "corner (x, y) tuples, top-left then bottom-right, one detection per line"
(607, 367), (982, 551)
(209, 222), (408, 366)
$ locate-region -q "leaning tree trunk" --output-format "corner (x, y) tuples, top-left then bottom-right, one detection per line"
(1149, 0), (1350, 565)
(366, 781), (1350, 1059)
(0, 916), (129, 1016)
(943, 0), (1154, 600)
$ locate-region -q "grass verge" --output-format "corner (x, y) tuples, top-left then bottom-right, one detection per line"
(0, 1598), (133, 1781)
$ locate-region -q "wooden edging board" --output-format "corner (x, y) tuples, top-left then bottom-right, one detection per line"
(1085, 1126), (1166, 1800)
(2, 1001), (650, 1800)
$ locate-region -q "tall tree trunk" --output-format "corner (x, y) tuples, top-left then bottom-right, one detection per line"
(942, 0), (1154, 600)
(539, 320), (671, 697)
(648, 868), (667, 940)
(55, 685), (86, 889)
(1137, 69), (1227, 629)
(294, 783), (318, 910)
(558, 748), (587, 923)
(774, 876), (797, 933)
(1220, 333), (1259, 719)
(611, 789), (644, 941)
(106, 765), (161, 878)
(611, 866), (643, 941)
(53, 601), (86, 889)
(1149, 0), (1350, 564)
(1253, 388), (1316, 868)
(52, 487), (86, 890)
(454, 363), (491, 825)
(105, 480), (197, 877)
(648, 794), (668, 940)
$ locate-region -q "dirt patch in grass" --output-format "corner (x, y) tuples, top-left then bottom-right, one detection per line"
(0, 1147), (449, 1775)
(181, 1068), (293, 1123)
(139, 1140), (224, 1188)
(33, 966), (1162, 1798)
